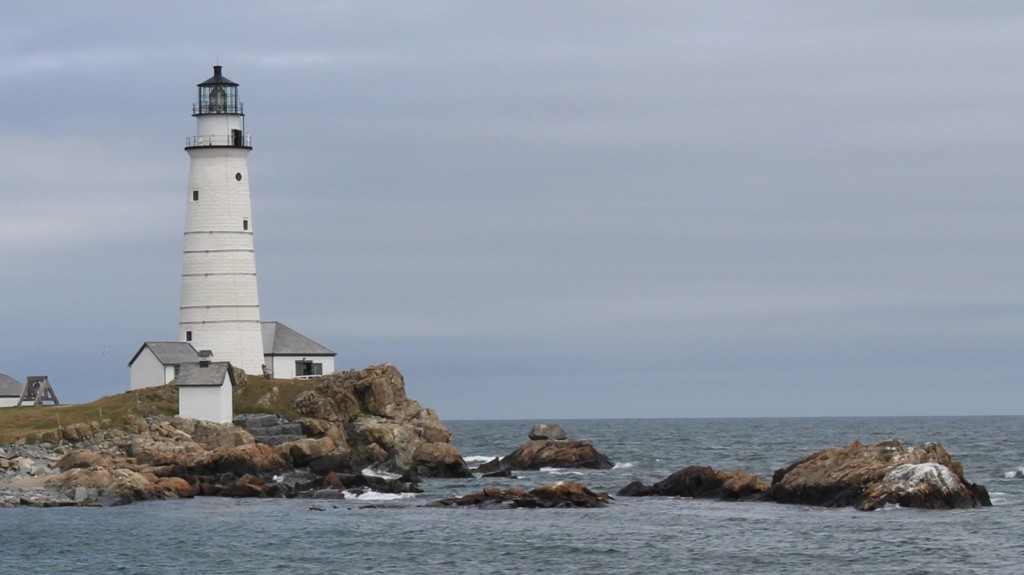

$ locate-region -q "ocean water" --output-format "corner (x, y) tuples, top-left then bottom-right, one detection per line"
(4, 416), (1023, 574)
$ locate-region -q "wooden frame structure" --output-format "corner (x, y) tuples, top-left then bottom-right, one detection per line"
(17, 376), (60, 406)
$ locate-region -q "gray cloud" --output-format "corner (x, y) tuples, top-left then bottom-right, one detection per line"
(2, 2), (1022, 418)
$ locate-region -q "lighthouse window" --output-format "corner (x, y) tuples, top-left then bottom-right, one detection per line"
(192, 190), (199, 201)
(243, 219), (249, 231)
(185, 331), (192, 342)
(235, 172), (243, 181)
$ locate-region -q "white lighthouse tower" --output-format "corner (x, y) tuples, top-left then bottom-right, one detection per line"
(178, 65), (264, 374)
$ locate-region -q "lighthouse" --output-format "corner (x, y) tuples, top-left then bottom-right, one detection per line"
(178, 65), (264, 374)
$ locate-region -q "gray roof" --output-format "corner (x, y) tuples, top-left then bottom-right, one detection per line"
(0, 373), (21, 397)
(128, 342), (200, 367)
(261, 321), (335, 356)
(176, 362), (235, 387)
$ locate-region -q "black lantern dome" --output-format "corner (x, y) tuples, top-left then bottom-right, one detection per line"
(195, 65), (242, 115)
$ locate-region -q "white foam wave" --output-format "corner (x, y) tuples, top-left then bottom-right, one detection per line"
(1003, 467), (1024, 479)
(361, 467), (401, 481)
(343, 489), (418, 501)
(539, 467), (584, 476)
(613, 462), (634, 470)
(464, 455), (498, 464)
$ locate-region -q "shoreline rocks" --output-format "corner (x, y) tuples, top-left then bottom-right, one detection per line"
(0, 364), (468, 506)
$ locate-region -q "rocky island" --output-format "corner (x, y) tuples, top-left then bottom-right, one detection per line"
(0, 364), (470, 506)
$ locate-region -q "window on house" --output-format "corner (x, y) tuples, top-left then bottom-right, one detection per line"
(295, 360), (323, 377)
(192, 190), (199, 201)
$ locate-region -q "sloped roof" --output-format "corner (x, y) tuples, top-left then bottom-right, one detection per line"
(128, 342), (200, 367)
(177, 362), (235, 387)
(0, 373), (21, 397)
(198, 65), (238, 87)
(261, 321), (335, 356)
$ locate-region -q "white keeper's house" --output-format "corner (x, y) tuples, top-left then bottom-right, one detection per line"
(262, 321), (336, 378)
(128, 342), (201, 391)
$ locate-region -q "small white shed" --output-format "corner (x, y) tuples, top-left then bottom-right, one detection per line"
(261, 321), (336, 378)
(128, 342), (200, 390)
(0, 373), (21, 408)
(177, 360), (235, 423)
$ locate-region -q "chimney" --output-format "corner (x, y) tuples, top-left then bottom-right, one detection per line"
(199, 349), (213, 368)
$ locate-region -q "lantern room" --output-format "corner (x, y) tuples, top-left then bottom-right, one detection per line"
(194, 65), (241, 116)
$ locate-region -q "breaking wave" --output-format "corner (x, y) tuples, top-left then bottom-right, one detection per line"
(343, 489), (418, 501)
(1003, 467), (1024, 479)
(539, 467), (584, 476)
(361, 467), (401, 481)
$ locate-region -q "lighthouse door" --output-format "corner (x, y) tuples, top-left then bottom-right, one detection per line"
(232, 129), (242, 147)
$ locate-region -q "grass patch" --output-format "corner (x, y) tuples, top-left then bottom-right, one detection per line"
(233, 376), (315, 420)
(0, 377), (319, 444)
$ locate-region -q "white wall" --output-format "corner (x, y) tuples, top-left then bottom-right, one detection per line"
(178, 379), (233, 423)
(0, 397), (20, 408)
(130, 348), (171, 390)
(266, 355), (335, 379)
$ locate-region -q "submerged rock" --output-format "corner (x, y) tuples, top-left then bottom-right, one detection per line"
(429, 481), (611, 509)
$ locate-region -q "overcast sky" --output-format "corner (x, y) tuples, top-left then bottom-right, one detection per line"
(2, 2), (1023, 419)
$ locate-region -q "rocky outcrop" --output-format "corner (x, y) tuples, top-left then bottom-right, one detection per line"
(768, 439), (991, 511)
(429, 481), (611, 509)
(618, 466), (769, 501)
(289, 364), (470, 478)
(478, 439), (614, 472)
(475, 425), (613, 473)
